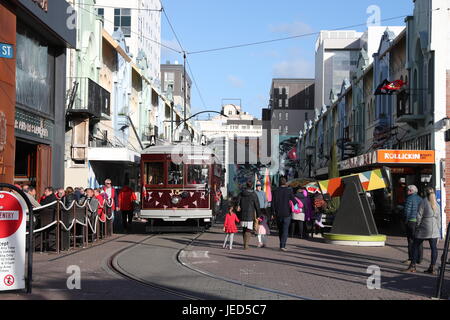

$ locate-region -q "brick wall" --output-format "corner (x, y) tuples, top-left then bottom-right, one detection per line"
(446, 70), (450, 225)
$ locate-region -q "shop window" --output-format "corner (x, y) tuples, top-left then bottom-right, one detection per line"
(168, 162), (184, 185)
(16, 24), (55, 115)
(187, 165), (209, 184)
(144, 162), (164, 185)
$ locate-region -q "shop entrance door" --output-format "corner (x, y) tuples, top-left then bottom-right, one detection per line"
(36, 144), (52, 198)
(14, 140), (37, 187)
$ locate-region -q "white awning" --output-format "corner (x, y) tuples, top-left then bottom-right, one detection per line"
(88, 148), (140, 163)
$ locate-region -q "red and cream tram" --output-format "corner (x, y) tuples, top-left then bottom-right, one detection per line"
(139, 143), (224, 231)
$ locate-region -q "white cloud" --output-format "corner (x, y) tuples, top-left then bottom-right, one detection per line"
(227, 75), (245, 88)
(272, 59), (314, 78)
(269, 21), (313, 36)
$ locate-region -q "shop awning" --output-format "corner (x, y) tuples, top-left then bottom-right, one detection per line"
(88, 148), (140, 164)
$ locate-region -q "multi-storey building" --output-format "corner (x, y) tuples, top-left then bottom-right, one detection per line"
(299, 0), (450, 234)
(196, 104), (263, 196)
(95, 0), (161, 87)
(0, 0), (75, 196)
(265, 78), (315, 137)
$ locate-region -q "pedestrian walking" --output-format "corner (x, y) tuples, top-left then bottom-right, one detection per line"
(298, 188), (314, 236)
(271, 176), (296, 251)
(118, 185), (137, 233)
(405, 187), (442, 275)
(255, 180), (268, 215)
(237, 180), (260, 250)
(289, 188), (305, 239)
(223, 205), (240, 250)
(403, 185), (423, 265)
(256, 214), (270, 248)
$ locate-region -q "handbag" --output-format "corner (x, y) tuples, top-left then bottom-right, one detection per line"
(253, 212), (259, 233)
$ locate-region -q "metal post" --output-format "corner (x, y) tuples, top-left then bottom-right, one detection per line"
(183, 52), (187, 132)
(56, 201), (60, 254)
(436, 222), (450, 299)
(72, 204), (76, 250)
(170, 101), (174, 143)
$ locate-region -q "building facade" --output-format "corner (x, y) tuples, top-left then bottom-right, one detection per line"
(0, 0), (75, 197)
(300, 0), (450, 234)
(95, 0), (161, 87)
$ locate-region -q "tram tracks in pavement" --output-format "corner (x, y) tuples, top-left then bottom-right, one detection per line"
(106, 233), (204, 300)
(106, 230), (312, 300)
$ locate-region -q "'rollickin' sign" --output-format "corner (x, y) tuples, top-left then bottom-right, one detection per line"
(0, 192), (26, 291)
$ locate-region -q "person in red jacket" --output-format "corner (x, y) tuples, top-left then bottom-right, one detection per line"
(94, 188), (106, 223)
(118, 185), (137, 233)
(222, 204), (240, 250)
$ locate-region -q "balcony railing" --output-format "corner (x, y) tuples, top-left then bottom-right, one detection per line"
(67, 77), (111, 119)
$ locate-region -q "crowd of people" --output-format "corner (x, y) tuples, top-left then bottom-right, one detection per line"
(223, 177), (327, 251)
(223, 178), (443, 276)
(14, 178), (139, 234)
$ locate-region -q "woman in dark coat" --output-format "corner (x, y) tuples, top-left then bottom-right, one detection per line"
(237, 180), (260, 249)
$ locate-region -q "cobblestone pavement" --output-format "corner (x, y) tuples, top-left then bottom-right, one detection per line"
(0, 233), (183, 300)
(179, 225), (450, 300)
(1, 221), (448, 300)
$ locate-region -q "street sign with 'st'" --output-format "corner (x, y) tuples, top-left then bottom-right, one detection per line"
(0, 43), (14, 59)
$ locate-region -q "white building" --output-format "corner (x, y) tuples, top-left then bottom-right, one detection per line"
(95, 0), (161, 87)
(196, 105), (263, 196)
(314, 27), (405, 115)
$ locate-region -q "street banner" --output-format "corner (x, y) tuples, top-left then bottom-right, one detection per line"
(318, 169), (387, 197)
(0, 191), (27, 291)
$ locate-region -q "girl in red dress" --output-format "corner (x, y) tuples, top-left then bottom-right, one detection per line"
(223, 205), (240, 250)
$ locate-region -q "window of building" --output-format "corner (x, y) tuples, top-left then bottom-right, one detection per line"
(285, 99), (289, 108)
(164, 72), (175, 92)
(114, 8), (131, 37)
(278, 125), (282, 132)
(278, 113), (282, 121)
(96, 8), (104, 24)
(305, 113), (308, 122)
(285, 113), (289, 121)
(144, 162), (164, 185)
(279, 99), (282, 108)
(285, 126), (289, 133)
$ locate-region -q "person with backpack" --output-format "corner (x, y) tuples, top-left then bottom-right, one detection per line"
(290, 187), (305, 239)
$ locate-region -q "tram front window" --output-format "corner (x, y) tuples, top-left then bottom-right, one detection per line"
(168, 163), (184, 185)
(144, 162), (164, 185)
(188, 165), (209, 184)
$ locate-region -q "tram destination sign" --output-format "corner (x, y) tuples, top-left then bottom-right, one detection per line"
(0, 43), (14, 59)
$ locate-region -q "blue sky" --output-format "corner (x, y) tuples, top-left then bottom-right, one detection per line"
(160, 0), (414, 119)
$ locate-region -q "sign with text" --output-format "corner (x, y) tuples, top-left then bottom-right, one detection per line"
(0, 43), (14, 59)
(377, 150), (435, 164)
(0, 192), (27, 291)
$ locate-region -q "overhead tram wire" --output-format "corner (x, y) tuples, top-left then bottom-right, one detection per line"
(75, 4), (182, 54)
(161, 3), (209, 111)
(186, 9), (442, 55)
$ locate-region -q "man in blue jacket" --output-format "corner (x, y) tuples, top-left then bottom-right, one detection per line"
(404, 185), (423, 265)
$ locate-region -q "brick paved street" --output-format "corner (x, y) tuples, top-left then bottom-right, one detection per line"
(179, 225), (450, 300)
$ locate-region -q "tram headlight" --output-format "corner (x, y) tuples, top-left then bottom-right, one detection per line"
(171, 196), (181, 205)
